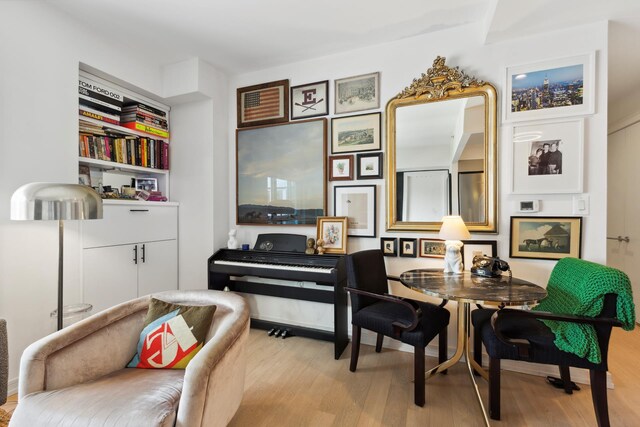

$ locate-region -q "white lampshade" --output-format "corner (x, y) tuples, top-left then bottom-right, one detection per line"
(11, 183), (102, 221)
(439, 215), (471, 241)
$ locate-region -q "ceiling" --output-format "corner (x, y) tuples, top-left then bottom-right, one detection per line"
(46, 0), (640, 114)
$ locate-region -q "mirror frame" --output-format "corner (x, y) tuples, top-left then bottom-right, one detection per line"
(386, 56), (498, 233)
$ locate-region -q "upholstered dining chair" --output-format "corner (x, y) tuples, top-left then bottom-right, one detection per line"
(346, 249), (450, 407)
(472, 258), (635, 426)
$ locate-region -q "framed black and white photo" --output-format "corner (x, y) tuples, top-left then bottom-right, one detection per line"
(331, 112), (381, 154)
(461, 240), (497, 271)
(511, 118), (583, 194)
(399, 238), (417, 258)
(357, 152), (383, 179)
(291, 80), (329, 120)
(334, 185), (376, 238)
(335, 72), (380, 114)
(380, 237), (397, 257)
(510, 216), (582, 260)
(329, 155), (353, 181)
(504, 53), (594, 122)
(134, 177), (158, 192)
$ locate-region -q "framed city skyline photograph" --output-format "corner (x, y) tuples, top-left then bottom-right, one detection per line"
(237, 79), (289, 128)
(380, 237), (398, 257)
(510, 216), (582, 260)
(504, 53), (594, 122)
(291, 80), (329, 120)
(331, 112), (381, 154)
(316, 216), (348, 254)
(335, 72), (380, 114)
(333, 185), (376, 238)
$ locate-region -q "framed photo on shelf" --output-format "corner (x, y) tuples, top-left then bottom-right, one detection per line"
(510, 216), (582, 260)
(331, 112), (381, 154)
(504, 53), (594, 123)
(356, 152), (383, 179)
(134, 177), (158, 192)
(237, 79), (289, 128)
(399, 238), (417, 258)
(291, 80), (329, 120)
(380, 237), (397, 257)
(333, 185), (376, 238)
(335, 72), (380, 114)
(316, 216), (348, 254)
(419, 238), (446, 259)
(328, 155), (353, 181)
(511, 118), (584, 194)
(236, 118), (327, 225)
(461, 240), (497, 271)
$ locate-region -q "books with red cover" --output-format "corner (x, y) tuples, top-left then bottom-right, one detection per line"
(80, 109), (119, 126)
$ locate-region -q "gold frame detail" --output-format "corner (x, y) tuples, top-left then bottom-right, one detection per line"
(316, 216), (348, 254)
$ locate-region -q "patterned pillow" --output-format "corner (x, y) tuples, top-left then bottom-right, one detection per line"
(128, 298), (216, 369)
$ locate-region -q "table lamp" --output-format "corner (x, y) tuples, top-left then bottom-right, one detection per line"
(11, 183), (103, 330)
(439, 215), (471, 274)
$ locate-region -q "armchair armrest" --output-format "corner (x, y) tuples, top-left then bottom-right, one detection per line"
(387, 275), (401, 282)
(347, 287), (422, 334)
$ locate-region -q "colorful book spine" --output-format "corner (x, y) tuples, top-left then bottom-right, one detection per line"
(79, 109), (119, 125)
(121, 122), (169, 138)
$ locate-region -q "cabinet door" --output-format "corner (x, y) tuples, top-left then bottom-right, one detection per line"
(137, 240), (178, 297)
(83, 245), (138, 314)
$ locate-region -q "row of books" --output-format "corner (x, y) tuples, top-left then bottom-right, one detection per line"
(79, 134), (169, 170)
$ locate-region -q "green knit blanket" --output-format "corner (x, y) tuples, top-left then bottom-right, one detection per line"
(533, 257), (636, 363)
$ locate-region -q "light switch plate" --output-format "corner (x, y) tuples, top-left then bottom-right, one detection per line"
(573, 194), (590, 216)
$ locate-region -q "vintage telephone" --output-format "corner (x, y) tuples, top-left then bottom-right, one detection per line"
(470, 255), (511, 278)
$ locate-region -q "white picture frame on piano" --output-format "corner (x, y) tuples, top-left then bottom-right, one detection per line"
(333, 185), (376, 238)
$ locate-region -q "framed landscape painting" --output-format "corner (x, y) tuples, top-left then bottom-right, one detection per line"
(331, 112), (381, 154)
(510, 216), (582, 260)
(357, 152), (383, 179)
(236, 118), (327, 225)
(237, 79), (289, 128)
(335, 72), (380, 114)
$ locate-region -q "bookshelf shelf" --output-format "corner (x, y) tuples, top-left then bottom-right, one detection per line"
(79, 157), (169, 175)
(79, 116), (169, 140)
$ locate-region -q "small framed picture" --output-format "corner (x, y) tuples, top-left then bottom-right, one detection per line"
(329, 155), (353, 181)
(331, 112), (381, 154)
(335, 72), (380, 114)
(316, 216), (348, 254)
(380, 237), (397, 257)
(510, 216), (582, 260)
(461, 240), (498, 271)
(357, 152), (383, 179)
(134, 177), (158, 192)
(291, 80), (329, 120)
(237, 79), (289, 128)
(399, 238), (417, 258)
(419, 238), (446, 258)
(333, 185), (376, 238)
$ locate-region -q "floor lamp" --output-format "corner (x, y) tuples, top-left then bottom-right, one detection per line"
(11, 183), (103, 331)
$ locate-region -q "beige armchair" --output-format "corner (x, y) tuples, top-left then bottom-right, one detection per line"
(10, 290), (250, 427)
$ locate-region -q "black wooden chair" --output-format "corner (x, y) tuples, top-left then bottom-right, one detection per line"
(345, 249), (450, 407)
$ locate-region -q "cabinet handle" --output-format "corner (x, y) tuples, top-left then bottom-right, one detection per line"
(133, 245), (138, 264)
(141, 244), (146, 263)
(130, 209), (149, 212)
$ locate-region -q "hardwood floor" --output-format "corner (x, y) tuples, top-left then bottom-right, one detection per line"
(230, 326), (640, 426)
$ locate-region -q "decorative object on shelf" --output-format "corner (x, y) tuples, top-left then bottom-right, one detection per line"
(331, 112), (381, 154)
(316, 217), (348, 254)
(79, 164), (91, 186)
(237, 79), (289, 128)
(504, 53), (595, 122)
(356, 152), (383, 179)
(236, 119), (327, 225)
(510, 216), (582, 260)
(11, 183), (103, 331)
(227, 229), (239, 249)
(134, 177), (158, 192)
(438, 215), (471, 273)
(461, 240), (497, 271)
(380, 237), (398, 257)
(305, 237), (316, 255)
(511, 118), (584, 194)
(291, 80), (329, 120)
(316, 239), (325, 255)
(335, 72), (380, 114)
(328, 155), (353, 181)
(399, 238), (417, 258)
(419, 238), (446, 259)
(333, 185), (376, 238)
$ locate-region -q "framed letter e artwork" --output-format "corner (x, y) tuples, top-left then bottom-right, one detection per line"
(291, 80), (329, 120)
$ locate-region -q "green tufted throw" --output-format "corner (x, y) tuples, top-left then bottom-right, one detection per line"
(533, 257), (636, 364)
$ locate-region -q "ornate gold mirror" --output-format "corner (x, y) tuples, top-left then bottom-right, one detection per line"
(386, 57), (497, 232)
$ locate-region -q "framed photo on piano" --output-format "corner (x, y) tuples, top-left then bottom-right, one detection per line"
(316, 216), (348, 254)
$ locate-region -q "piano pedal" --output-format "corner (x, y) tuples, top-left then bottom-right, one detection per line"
(268, 328), (277, 336)
(274, 329), (283, 338)
(281, 329), (291, 339)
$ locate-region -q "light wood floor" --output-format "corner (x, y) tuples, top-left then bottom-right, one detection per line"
(230, 326), (640, 427)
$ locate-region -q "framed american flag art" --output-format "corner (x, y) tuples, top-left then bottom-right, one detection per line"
(237, 79), (289, 128)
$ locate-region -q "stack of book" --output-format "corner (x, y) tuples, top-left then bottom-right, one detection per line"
(121, 102), (169, 139)
(78, 76), (123, 125)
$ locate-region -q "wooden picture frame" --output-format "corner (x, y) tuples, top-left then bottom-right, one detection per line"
(380, 237), (397, 257)
(419, 238), (446, 258)
(356, 152), (383, 179)
(328, 155), (353, 181)
(316, 216), (348, 254)
(399, 238), (417, 258)
(510, 216), (582, 260)
(461, 240), (497, 271)
(237, 79), (289, 128)
(331, 112), (381, 154)
(333, 185), (376, 238)
(335, 72), (380, 114)
(291, 80), (329, 120)
(236, 118), (327, 225)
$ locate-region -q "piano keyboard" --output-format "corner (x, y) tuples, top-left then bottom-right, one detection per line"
(213, 260), (333, 274)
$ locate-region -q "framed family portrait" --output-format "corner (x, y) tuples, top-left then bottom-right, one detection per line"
(335, 72), (380, 114)
(357, 152), (383, 179)
(419, 238), (446, 259)
(316, 216), (348, 254)
(328, 155), (353, 181)
(236, 118), (327, 225)
(237, 79), (289, 128)
(331, 112), (381, 154)
(333, 185), (376, 238)
(380, 237), (397, 257)
(510, 216), (582, 260)
(399, 238), (417, 258)
(511, 118), (584, 194)
(461, 240), (497, 270)
(134, 177), (158, 191)
(504, 53), (594, 123)
(291, 80), (329, 120)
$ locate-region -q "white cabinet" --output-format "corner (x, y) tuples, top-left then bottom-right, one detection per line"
(82, 202), (178, 313)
